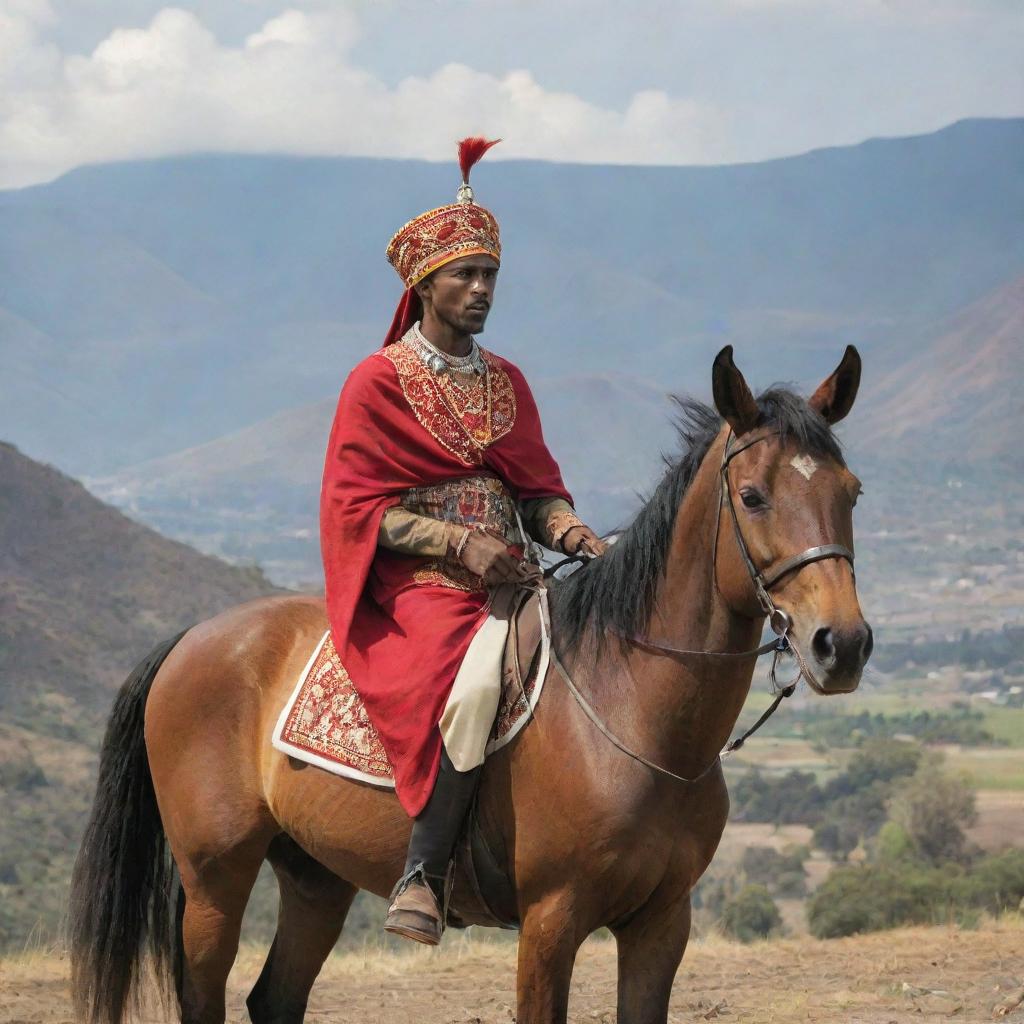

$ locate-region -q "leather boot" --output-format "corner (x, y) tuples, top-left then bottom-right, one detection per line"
(384, 749), (481, 945)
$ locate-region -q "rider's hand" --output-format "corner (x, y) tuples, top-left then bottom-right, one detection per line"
(562, 525), (608, 557)
(459, 530), (536, 586)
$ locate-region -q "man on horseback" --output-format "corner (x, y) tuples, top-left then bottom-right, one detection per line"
(319, 137), (606, 945)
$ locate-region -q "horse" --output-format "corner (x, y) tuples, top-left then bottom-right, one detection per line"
(70, 345), (872, 1024)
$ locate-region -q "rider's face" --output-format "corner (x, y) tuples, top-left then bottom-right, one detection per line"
(418, 255), (499, 335)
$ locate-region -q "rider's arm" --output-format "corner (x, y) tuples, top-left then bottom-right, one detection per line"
(378, 508), (529, 582)
(519, 497), (584, 552)
(377, 507), (460, 558)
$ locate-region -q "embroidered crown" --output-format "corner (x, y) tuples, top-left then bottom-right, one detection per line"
(385, 137), (502, 288)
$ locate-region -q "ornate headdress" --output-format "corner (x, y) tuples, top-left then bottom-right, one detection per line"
(385, 137), (502, 288)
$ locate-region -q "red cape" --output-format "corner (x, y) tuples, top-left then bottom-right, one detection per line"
(320, 347), (570, 815)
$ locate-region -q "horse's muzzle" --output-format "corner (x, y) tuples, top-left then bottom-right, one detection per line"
(801, 620), (873, 694)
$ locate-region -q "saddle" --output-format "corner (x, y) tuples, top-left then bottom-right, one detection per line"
(502, 589), (544, 696)
(273, 588), (548, 929)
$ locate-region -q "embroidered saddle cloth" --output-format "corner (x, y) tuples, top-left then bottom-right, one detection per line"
(272, 590), (550, 786)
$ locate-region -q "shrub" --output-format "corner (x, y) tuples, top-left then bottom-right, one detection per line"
(952, 849), (1024, 915)
(889, 767), (976, 866)
(731, 768), (824, 825)
(875, 820), (915, 863)
(807, 850), (1024, 939)
(807, 863), (949, 938)
(813, 784), (891, 860)
(721, 884), (782, 942)
(823, 739), (921, 799)
(803, 707), (999, 748)
(740, 845), (808, 897)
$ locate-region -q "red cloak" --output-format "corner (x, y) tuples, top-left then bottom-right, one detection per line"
(320, 341), (571, 815)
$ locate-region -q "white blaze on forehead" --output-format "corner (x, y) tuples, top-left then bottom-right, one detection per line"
(790, 454), (818, 480)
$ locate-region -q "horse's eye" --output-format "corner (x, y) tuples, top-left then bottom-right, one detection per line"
(741, 490), (764, 509)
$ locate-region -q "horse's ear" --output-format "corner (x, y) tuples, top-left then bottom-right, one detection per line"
(712, 346), (760, 436)
(809, 345), (861, 425)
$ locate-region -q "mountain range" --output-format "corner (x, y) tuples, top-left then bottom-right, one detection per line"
(2, 117), (1022, 480)
(88, 269), (1023, 585)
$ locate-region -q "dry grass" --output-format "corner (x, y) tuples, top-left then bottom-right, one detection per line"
(4, 919), (1023, 1023)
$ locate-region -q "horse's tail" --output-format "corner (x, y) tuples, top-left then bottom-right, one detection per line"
(70, 628), (191, 1024)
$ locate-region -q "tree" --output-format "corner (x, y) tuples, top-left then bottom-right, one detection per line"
(889, 767), (976, 865)
(740, 845), (808, 897)
(806, 863), (946, 938)
(731, 768), (824, 825)
(824, 738), (921, 799)
(721, 884), (782, 942)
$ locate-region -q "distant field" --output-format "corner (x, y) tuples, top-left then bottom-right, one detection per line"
(942, 745), (1024, 791)
(5, 921), (1022, 1024)
(728, 736), (827, 774)
(729, 736), (1024, 791)
(983, 707), (1024, 747)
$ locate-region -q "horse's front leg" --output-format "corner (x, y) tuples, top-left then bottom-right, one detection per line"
(611, 883), (692, 1024)
(516, 890), (588, 1024)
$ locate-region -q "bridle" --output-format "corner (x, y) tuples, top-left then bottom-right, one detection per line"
(547, 427), (857, 784)
(716, 429), (855, 633)
(627, 429), (855, 666)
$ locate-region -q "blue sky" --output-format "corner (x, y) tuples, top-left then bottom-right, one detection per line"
(1, 0), (1021, 188)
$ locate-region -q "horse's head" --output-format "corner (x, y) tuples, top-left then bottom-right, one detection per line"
(711, 345), (871, 694)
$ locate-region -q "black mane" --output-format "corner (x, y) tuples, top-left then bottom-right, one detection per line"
(549, 388), (845, 653)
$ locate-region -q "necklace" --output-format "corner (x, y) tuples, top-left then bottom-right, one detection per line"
(408, 322), (486, 376)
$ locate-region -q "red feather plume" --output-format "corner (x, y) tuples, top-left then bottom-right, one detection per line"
(458, 136), (501, 183)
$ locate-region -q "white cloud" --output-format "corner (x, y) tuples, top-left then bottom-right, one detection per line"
(1, 1), (1019, 189)
(0, 5), (726, 188)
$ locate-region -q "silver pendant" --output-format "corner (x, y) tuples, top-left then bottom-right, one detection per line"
(427, 354), (447, 374)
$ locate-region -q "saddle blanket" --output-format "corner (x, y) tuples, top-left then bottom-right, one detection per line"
(271, 593), (550, 787)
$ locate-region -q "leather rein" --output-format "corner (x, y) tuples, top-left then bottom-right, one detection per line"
(548, 429), (856, 785)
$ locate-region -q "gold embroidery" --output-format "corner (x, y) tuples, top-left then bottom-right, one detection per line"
(278, 633), (392, 778)
(547, 508), (585, 550)
(382, 341), (516, 465)
(401, 477), (524, 592)
(411, 562), (486, 593)
(386, 202), (501, 287)
(400, 476), (523, 547)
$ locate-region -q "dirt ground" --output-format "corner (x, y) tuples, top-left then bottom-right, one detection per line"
(3, 920), (1023, 1024)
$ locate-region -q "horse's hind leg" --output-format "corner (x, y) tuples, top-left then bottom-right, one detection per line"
(246, 835), (357, 1024)
(178, 833), (271, 1024)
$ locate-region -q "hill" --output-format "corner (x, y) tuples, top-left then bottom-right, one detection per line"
(855, 274), (1024, 468)
(0, 442), (281, 946)
(88, 272), (1024, 618)
(89, 372), (678, 582)
(0, 442), (278, 731)
(2, 117), (1022, 476)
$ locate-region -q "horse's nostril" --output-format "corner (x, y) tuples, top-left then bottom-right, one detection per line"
(862, 624), (874, 661)
(812, 627), (835, 663)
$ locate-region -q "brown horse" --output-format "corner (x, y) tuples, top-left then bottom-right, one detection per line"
(70, 346), (871, 1024)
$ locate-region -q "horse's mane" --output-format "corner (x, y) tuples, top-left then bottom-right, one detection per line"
(548, 387), (845, 653)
